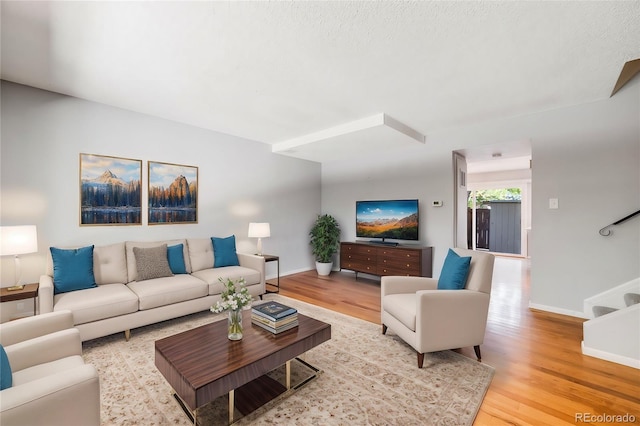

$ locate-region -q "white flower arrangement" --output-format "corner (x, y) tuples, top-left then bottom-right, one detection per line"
(210, 277), (252, 313)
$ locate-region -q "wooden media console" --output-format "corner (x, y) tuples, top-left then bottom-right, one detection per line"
(340, 242), (433, 278)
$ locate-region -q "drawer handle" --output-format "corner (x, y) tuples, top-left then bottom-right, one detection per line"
(406, 254), (411, 257)
(406, 264), (410, 267)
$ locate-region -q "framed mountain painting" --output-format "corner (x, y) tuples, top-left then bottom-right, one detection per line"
(148, 161), (198, 224)
(79, 153), (142, 225)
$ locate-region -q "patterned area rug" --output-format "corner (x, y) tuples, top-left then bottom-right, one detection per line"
(83, 295), (494, 425)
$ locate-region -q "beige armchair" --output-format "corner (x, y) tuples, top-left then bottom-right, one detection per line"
(0, 310), (100, 426)
(381, 248), (495, 368)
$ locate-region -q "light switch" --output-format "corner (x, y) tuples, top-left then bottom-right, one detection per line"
(549, 198), (559, 209)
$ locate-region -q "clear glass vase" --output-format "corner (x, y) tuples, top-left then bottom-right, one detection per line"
(228, 308), (243, 340)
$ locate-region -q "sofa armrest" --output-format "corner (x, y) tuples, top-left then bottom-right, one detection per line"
(381, 276), (438, 297)
(0, 310), (73, 347)
(237, 252), (265, 288)
(0, 364), (100, 426)
(39, 274), (55, 314)
(5, 328), (82, 372)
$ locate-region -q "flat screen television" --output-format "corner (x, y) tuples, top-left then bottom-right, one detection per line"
(356, 199), (419, 243)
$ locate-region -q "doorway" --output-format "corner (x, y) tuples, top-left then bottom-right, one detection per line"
(468, 187), (524, 255)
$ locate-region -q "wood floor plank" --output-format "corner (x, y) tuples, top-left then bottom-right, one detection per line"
(277, 257), (640, 424)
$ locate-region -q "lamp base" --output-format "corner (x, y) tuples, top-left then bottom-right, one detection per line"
(7, 285), (25, 291)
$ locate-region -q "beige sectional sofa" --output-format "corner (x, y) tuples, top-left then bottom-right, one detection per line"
(38, 238), (265, 342)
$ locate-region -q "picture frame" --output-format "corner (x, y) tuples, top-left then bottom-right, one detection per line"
(148, 161), (198, 225)
(79, 153), (142, 226)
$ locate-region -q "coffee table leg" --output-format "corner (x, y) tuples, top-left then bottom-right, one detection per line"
(286, 360), (291, 390)
(229, 389), (235, 424)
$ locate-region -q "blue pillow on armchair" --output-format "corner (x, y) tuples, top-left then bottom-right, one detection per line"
(212, 235), (240, 267)
(50, 245), (97, 294)
(437, 249), (471, 290)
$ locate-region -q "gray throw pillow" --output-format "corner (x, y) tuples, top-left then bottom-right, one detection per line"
(133, 244), (173, 281)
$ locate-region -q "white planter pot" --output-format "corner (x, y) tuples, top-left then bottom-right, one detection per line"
(315, 261), (333, 276)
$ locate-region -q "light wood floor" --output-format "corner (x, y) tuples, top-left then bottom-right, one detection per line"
(273, 257), (640, 425)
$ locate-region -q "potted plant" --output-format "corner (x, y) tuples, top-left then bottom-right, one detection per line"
(309, 214), (341, 276)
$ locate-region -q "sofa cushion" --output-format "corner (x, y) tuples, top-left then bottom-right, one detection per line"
(191, 266), (261, 295)
(187, 238), (214, 272)
(438, 249), (471, 290)
(127, 275), (208, 310)
(93, 242), (128, 285)
(0, 344), (11, 390)
(383, 294), (417, 331)
(53, 284), (139, 325)
(212, 236), (240, 267)
(125, 240), (191, 282)
(133, 245), (173, 281)
(167, 244), (187, 274)
(47, 243), (128, 285)
(50, 246), (97, 295)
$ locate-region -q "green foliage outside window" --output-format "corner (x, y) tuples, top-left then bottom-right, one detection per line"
(468, 188), (521, 208)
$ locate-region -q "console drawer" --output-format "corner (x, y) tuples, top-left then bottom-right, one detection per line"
(342, 261), (377, 274)
(379, 264), (421, 276)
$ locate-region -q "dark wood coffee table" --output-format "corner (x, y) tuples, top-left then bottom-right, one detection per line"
(155, 310), (331, 424)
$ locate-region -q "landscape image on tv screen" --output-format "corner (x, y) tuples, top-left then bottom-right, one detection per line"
(356, 199), (419, 240)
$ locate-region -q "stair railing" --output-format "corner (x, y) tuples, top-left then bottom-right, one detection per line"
(599, 209), (640, 236)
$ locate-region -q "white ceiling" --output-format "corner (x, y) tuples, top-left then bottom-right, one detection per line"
(2, 1), (639, 165)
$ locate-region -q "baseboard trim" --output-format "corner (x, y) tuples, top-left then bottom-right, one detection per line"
(581, 342), (640, 369)
(272, 267), (313, 280)
(528, 302), (587, 319)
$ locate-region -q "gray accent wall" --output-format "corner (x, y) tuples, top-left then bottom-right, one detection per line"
(0, 81), (321, 290)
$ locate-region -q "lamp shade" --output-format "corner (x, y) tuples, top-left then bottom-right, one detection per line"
(248, 222), (270, 238)
(0, 225), (38, 256)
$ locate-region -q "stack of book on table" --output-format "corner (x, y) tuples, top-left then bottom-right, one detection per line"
(251, 301), (298, 334)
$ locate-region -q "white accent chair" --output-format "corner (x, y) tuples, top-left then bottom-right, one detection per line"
(0, 310), (100, 425)
(381, 248), (495, 368)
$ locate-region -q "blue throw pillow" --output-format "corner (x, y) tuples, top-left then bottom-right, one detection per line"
(167, 244), (187, 274)
(50, 245), (97, 295)
(1, 344), (12, 390)
(212, 236), (240, 267)
(437, 249), (471, 290)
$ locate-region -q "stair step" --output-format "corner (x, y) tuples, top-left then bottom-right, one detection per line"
(624, 293), (640, 307)
(592, 305), (619, 317)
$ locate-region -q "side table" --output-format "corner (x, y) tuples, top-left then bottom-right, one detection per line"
(261, 254), (280, 294)
(1, 282), (39, 316)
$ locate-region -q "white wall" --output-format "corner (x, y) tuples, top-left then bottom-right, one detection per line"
(530, 98), (640, 316)
(322, 80), (640, 316)
(0, 82), (321, 302)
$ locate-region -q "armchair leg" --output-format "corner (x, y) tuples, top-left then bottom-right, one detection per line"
(382, 324), (387, 335)
(474, 345), (481, 361)
(417, 352), (424, 368)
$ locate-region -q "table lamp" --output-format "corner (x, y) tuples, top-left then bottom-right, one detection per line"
(248, 222), (270, 256)
(0, 225), (38, 289)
